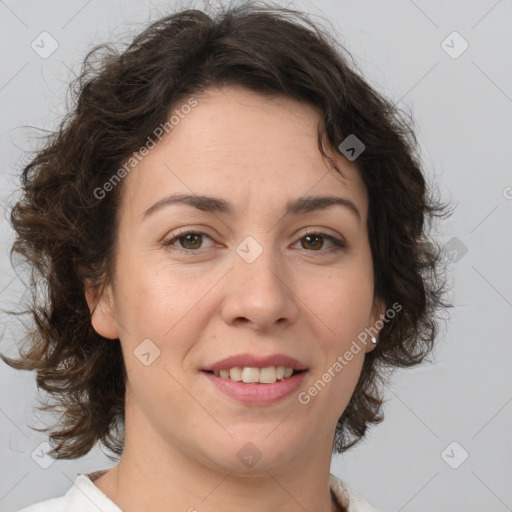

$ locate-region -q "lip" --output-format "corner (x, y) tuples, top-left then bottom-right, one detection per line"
(202, 370), (308, 404)
(201, 353), (308, 372)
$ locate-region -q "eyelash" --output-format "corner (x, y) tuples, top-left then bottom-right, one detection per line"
(162, 229), (346, 256)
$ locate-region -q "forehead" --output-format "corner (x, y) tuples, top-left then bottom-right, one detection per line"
(121, 85), (367, 219)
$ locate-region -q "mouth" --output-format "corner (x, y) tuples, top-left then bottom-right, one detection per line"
(201, 353), (308, 381)
(201, 368), (308, 404)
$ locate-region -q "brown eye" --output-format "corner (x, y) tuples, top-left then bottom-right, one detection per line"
(295, 232), (346, 254)
(178, 233), (203, 250)
(301, 234), (324, 250)
(163, 231), (214, 252)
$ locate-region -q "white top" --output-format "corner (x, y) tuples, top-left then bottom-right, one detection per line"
(15, 471), (382, 512)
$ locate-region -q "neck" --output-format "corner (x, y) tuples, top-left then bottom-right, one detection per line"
(95, 463), (341, 512)
(92, 386), (341, 512)
(94, 427), (340, 510)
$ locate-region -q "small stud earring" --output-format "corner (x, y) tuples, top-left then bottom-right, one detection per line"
(370, 335), (377, 344)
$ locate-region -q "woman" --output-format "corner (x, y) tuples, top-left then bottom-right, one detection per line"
(3, 2), (447, 511)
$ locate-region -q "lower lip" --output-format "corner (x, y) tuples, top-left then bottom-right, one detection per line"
(201, 370), (307, 404)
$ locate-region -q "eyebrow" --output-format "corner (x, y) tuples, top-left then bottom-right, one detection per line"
(142, 193), (361, 222)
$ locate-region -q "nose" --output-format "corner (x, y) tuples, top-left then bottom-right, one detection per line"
(220, 240), (300, 331)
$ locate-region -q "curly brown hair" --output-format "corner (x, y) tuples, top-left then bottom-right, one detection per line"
(1, 0), (449, 461)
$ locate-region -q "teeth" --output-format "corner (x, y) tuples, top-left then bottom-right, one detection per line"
(242, 367), (260, 383)
(258, 366), (276, 384)
(212, 366), (297, 383)
(229, 367), (242, 381)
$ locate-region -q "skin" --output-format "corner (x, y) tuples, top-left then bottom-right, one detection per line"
(86, 84), (384, 512)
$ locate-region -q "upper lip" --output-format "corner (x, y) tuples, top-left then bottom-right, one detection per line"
(202, 353), (308, 372)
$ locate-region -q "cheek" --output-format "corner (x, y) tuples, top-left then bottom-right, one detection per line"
(113, 250), (218, 350)
(113, 243), (172, 321)
(300, 264), (375, 340)
(300, 270), (373, 412)
(309, 266), (374, 410)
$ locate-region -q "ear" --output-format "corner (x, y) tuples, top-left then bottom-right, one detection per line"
(364, 297), (386, 353)
(84, 279), (119, 340)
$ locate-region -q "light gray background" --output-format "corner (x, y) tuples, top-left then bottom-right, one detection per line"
(1, 1), (511, 511)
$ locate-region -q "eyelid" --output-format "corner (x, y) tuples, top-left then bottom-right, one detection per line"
(299, 227), (344, 241)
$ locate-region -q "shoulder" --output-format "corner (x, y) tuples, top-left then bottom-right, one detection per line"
(329, 473), (384, 512)
(14, 472), (122, 512)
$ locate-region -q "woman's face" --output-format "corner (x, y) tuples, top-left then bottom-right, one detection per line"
(88, 85), (383, 474)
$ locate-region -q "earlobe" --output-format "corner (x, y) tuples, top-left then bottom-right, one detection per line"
(84, 281), (119, 340)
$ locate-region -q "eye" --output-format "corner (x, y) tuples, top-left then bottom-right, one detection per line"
(163, 230), (214, 252)
(293, 231), (346, 254)
(162, 229), (346, 255)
